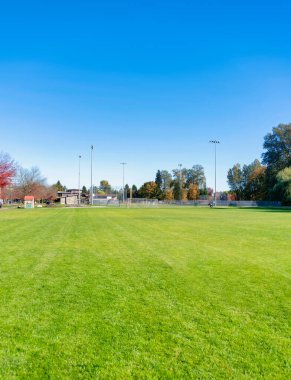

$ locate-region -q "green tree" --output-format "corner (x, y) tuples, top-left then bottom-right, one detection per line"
(132, 184), (138, 198)
(81, 185), (88, 195)
(124, 184), (130, 199)
(262, 124), (291, 192)
(160, 170), (172, 191)
(227, 164), (244, 200)
(272, 167), (291, 205)
(155, 170), (162, 189)
(172, 167), (187, 201)
(99, 180), (111, 193)
(53, 180), (65, 192)
(173, 180), (181, 200)
(186, 165), (206, 189)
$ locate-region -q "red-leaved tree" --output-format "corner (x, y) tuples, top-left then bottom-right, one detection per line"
(0, 152), (16, 189)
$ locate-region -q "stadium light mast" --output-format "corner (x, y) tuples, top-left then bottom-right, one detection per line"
(90, 145), (93, 205)
(120, 162), (127, 203)
(209, 140), (220, 205)
(78, 154), (82, 206)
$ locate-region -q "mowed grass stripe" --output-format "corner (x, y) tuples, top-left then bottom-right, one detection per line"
(0, 208), (290, 379)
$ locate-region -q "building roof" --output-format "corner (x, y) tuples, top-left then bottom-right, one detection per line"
(24, 196), (34, 200)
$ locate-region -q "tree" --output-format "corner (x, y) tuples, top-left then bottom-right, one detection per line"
(0, 152), (16, 190)
(262, 124), (291, 173)
(82, 185), (88, 195)
(181, 189), (188, 202)
(173, 180), (181, 200)
(132, 184), (138, 198)
(44, 186), (58, 201)
(188, 183), (199, 200)
(53, 180), (65, 192)
(155, 170), (162, 189)
(272, 167), (291, 205)
(16, 166), (47, 199)
(160, 170), (172, 191)
(245, 166), (267, 200)
(186, 165), (206, 189)
(227, 164), (244, 200)
(262, 124), (291, 192)
(172, 167), (187, 201)
(99, 180), (112, 193)
(138, 181), (161, 199)
(124, 184), (130, 199)
(164, 188), (174, 201)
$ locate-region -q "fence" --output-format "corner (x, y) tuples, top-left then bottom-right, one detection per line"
(130, 199), (282, 207)
(92, 198), (282, 208)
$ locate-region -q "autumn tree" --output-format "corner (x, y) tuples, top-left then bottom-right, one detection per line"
(181, 189), (188, 202)
(138, 181), (161, 199)
(245, 166), (267, 200)
(0, 152), (16, 192)
(188, 183), (199, 200)
(164, 188), (174, 201)
(228, 160), (268, 200)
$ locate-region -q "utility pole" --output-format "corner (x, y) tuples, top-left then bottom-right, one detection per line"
(120, 162), (127, 203)
(209, 140), (220, 205)
(90, 145), (93, 205)
(78, 154), (81, 206)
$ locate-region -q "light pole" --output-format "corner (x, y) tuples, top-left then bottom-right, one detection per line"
(178, 163), (182, 202)
(90, 145), (93, 205)
(209, 140), (220, 205)
(120, 162), (127, 203)
(78, 154), (81, 206)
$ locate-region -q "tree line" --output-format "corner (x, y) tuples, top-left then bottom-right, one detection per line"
(0, 157), (58, 202)
(1, 123), (290, 204)
(227, 124), (290, 204)
(123, 165), (212, 201)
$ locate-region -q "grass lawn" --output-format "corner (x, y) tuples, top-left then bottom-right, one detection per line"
(0, 207), (290, 379)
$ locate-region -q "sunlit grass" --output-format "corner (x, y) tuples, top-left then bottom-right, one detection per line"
(0, 207), (290, 379)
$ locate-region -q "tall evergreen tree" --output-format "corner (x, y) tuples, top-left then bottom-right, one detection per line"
(155, 170), (162, 189)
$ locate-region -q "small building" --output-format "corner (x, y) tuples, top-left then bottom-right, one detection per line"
(58, 190), (80, 205)
(24, 196), (35, 209)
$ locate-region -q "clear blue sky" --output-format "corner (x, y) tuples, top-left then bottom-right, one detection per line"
(1, 0), (291, 190)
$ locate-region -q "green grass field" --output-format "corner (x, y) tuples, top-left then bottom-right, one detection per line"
(0, 207), (290, 379)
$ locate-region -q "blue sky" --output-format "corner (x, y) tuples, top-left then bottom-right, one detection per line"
(1, 0), (291, 190)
